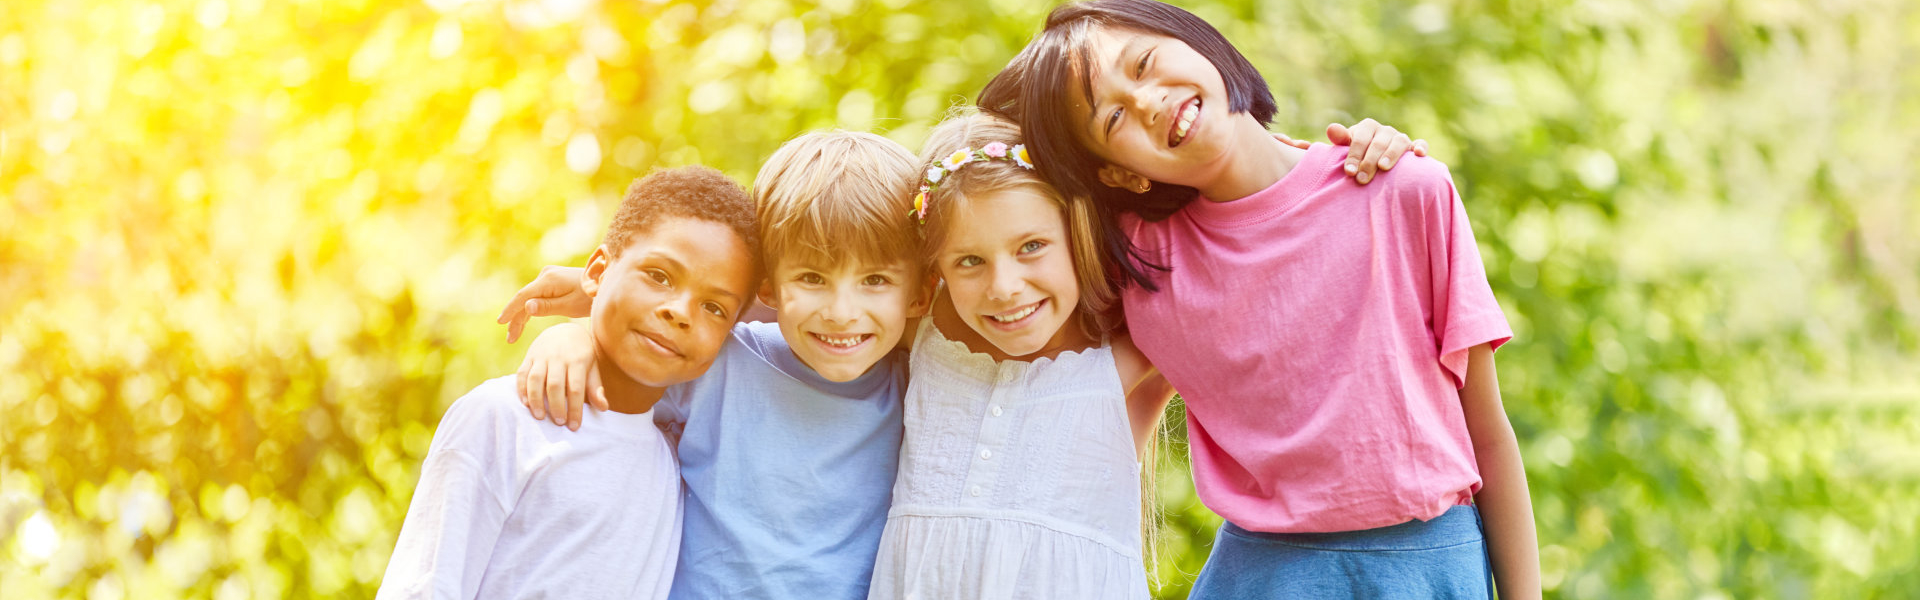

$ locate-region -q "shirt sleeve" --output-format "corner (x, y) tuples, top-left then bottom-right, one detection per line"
(1426, 171), (1513, 388)
(376, 395), (518, 600)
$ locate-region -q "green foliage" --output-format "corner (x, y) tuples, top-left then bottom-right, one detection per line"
(2, 0), (1915, 598)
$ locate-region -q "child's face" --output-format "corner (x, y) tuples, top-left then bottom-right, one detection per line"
(584, 217), (757, 389)
(935, 186), (1082, 357)
(1066, 27), (1235, 189)
(761, 256), (929, 382)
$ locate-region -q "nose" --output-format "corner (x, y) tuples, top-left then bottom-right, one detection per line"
(822, 289), (858, 324)
(986, 264), (1023, 303)
(1125, 83), (1165, 127)
(657, 295), (691, 330)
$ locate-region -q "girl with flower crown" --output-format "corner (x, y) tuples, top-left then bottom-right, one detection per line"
(977, 0), (1541, 598)
(865, 109), (1171, 599)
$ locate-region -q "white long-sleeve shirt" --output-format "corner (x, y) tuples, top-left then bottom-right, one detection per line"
(377, 376), (682, 600)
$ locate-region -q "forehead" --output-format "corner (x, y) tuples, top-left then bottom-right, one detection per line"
(941, 187), (1067, 247)
(619, 218), (756, 289)
(772, 252), (920, 275)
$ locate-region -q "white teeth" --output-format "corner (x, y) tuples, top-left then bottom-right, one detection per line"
(1173, 102), (1198, 143)
(989, 304), (1039, 323)
(816, 334), (867, 348)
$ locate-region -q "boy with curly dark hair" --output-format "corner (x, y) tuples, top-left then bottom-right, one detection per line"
(377, 166), (760, 600)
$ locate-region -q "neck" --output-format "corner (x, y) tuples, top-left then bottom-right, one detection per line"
(1193, 116), (1306, 202)
(592, 335), (667, 415)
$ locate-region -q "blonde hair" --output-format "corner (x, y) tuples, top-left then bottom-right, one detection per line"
(752, 130), (921, 272)
(916, 110), (1165, 581)
(914, 109), (1116, 335)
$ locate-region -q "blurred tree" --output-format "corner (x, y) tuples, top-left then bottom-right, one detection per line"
(1, 0), (1914, 598)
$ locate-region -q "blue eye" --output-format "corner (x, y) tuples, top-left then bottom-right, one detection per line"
(1020, 241), (1044, 254)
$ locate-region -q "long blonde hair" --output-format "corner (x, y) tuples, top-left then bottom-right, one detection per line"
(914, 107), (1166, 581)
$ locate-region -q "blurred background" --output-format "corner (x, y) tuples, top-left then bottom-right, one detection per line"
(2, 0), (1915, 597)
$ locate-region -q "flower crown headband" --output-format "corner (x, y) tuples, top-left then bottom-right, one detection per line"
(911, 141), (1033, 224)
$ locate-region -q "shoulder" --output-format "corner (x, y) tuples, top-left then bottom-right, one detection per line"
(443, 376), (528, 425)
(732, 320), (787, 359)
(1369, 153), (1458, 199)
(432, 376), (536, 452)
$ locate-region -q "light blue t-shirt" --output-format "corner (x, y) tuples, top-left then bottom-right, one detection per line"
(655, 321), (906, 600)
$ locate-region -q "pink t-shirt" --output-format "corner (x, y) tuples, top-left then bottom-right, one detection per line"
(1121, 143), (1511, 533)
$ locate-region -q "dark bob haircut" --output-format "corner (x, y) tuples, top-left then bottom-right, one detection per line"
(979, 0), (1275, 291)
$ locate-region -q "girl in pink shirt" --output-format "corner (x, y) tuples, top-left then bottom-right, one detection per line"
(979, 1), (1542, 598)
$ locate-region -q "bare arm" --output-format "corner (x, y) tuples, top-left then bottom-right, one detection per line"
(1113, 335), (1176, 458)
(1461, 343), (1541, 599)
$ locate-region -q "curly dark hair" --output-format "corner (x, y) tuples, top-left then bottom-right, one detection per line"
(603, 166), (762, 282)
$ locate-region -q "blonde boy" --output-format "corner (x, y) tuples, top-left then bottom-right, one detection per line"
(498, 131), (928, 600)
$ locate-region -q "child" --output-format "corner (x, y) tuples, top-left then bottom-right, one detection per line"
(375, 167), (761, 600)
(498, 131), (931, 600)
(980, 0), (1542, 597)
(864, 110), (1174, 599)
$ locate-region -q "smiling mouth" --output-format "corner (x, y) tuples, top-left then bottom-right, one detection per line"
(984, 299), (1047, 328)
(810, 332), (874, 350)
(1169, 97), (1201, 148)
(639, 330), (682, 357)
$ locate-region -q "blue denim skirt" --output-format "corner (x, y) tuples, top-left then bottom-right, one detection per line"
(1187, 505), (1494, 599)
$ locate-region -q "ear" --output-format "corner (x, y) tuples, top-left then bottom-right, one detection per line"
(582, 245), (613, 299)
(756, 279), (779, 309)
(907, 272), (939, 318)
(1097, 164), (1151, 193)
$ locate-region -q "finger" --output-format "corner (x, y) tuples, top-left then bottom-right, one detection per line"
(566, 390), (584, 432)
(1272, 132), (1309, 150)
(524, 360), (548, 422)
(1337, 120), (1379, 176)
(1414, 139), (1429, 157)
(1324, 122), (1352, 147)
(587, 363), (609, 413)
(1355, 126), (1397, 185)
(506, 307), (528, 344)
(497, 280), (541, 324)
(516, 359), (540, 419)
(544, 360), (569, 427)
(564, 350), (590, 431)
(1377, 127), (1412, 171)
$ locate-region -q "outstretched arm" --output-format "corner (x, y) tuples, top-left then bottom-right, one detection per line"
(1462, 343), (1542, 599)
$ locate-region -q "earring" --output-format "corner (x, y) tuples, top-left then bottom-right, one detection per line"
(1134, 180), (1152, 193)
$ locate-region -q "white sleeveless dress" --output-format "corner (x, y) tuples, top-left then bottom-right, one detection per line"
(866, 319), (1148, 599)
